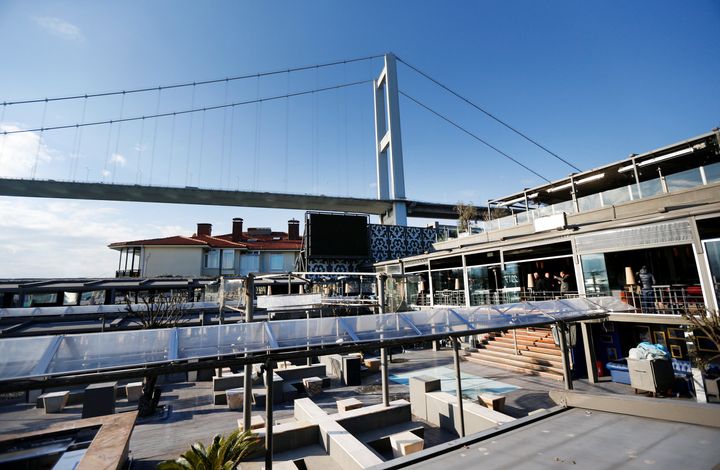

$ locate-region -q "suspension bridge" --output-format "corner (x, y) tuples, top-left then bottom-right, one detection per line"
(0, 53), (581, 225)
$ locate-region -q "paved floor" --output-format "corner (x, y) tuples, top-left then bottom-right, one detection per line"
(0, 347), (684, 468)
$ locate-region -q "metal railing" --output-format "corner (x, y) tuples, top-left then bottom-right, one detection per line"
(621, 286), (705, 315)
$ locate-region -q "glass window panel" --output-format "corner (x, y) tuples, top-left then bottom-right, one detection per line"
(630, 177), (664, 199)
(553, 200), (575, 214)
(431, 269), (465, 306)
(79, 290), (105, 306)
(63, 292), (79, 306)
(666, 167), (703, 193)
(0, 336), (55, 379)
(601, 186), (632, 206)
(704, 162), (720, 183)
(222, 250), (235, 269)
(269, 254), (284, 272)
(577, 193), (602, 212)
(47, 329), (171, 374)
(581, 254), (610, 294)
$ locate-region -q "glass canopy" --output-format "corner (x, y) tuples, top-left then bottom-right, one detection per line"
(0, 296), (628, 382)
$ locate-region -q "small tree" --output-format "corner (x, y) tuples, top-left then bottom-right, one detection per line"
(455, 202), (478, 233)
(125, 294), (188, 417)
(680, 308), (720, 371)
(157, 429), (260, 470)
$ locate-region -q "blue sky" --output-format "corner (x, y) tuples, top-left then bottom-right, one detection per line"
(0, 1), (718, 277)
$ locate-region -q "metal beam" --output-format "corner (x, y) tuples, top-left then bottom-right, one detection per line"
(168, 328), (179, 361)
(30, 335), (63, 376)
(263, 323), (280, 349)
(452, 336), (466, 437)
(265, 360), (274, 470)
(337, 317), (360, 342)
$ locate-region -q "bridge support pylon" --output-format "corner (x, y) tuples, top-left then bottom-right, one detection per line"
(373, 52), (407, 226)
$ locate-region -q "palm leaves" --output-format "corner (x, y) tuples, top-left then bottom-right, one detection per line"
(157, 429), (260, 470)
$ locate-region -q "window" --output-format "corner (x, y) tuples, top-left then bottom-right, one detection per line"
(239, 252), (260, 274)
(204, 249), (219, 269)
(222, 250), (235, 270)
(269, 253), (285, 272)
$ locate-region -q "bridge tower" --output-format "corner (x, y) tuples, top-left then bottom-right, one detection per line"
(373, 53), (407, 226)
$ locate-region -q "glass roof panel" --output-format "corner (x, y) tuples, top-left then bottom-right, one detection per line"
(0, 336), (55, 379)
(0, 296), (625, 382)
(46, 328), (171, 375)
(177, 323), (268, 360)
(341, 313), (421, 341)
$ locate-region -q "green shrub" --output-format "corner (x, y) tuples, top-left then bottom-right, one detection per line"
(157, 429), (260, 470)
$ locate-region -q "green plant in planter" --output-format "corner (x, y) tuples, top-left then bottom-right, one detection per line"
(157, 429), (260, 470)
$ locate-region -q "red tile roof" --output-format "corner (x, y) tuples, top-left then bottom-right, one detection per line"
(110, 232), (301, 251)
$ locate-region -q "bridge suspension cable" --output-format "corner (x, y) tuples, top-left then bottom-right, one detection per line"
(1, 80), (373, 136)
(396, 56), (582, 173)
(1, 54), (384, 107)
(399, 90), (551, 183)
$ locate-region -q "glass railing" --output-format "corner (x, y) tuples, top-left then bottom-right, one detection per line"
(462, 164), (718, 238)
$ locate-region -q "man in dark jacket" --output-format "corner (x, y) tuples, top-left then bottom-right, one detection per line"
(554, 271), (572, 294)
(636, 266), (656, 312)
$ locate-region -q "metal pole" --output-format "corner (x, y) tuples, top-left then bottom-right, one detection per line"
(378, 273), (390, 407)
(381, 347), (390, 407)
(243, 274), (255, 433)
(557, 322), (573, 390)
(513, 328), (518, 355)
(265, 360), (274, 469)
(452, 336), (466, 438)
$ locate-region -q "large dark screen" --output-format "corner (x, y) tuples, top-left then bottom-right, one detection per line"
(308, 214), (368, 258)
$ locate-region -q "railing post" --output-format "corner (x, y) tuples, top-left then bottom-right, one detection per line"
(265, 360), (274, 469)
(513, 328), (518, 356)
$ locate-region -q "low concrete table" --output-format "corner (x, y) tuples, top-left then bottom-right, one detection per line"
(389, 430), (424, 458)
(364, 357), (381, 372)
(337, 397), (363, 413)
(237, 414), (265, 431)
(82, 382), (117, 418)
(302, 376), (323, 397)
(478, 393), (506, 412)
(40, 391), (69, 413)
(125, 382), (143, 402)
(226, 387), (253, 410)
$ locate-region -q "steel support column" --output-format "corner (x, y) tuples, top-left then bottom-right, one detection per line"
(558, 322), (574, 390)
(580, 322), (598, 384)
(265, 360), (274, 469)
(243, 274), (255, 433)
(452, 336), (466, 437)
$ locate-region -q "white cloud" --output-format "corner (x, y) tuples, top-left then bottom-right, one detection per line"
(0, 124), (58, 178)
(33, 16), (83, 41)
(109, 153), (127, 167)
(134, 144), (146, 152)
(0, 199), (184, 278)
(101, 169), (111, 178)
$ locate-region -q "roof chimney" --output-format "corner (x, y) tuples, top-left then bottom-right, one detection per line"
(197, 223), (212, 237)
(232, 218), (244, 242)
(288, 219), (300, 240)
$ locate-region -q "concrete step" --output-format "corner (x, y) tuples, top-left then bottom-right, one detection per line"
(466, 351), (564, 375)
(490, 336), (559, 350)
(497, 331), (555, 343)
(482, 340), (562, 357)
(478, 347), (562, 363)
(465, 356), (564, 381)
(473, 348), (563, 369)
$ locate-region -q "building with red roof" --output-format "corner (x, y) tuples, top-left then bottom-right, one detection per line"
(109, 218), (302, 277)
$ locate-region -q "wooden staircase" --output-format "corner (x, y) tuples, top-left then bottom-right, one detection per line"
(465, 327), (565, 380)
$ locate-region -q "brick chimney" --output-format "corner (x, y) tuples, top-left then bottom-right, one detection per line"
(288, 219), (300, 240)
(232, 218), (244, 242)
(197, 223), (212, 237)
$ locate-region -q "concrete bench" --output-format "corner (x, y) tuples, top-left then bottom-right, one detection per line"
(389, 430), (424, 458)
(213, 373), (245, 392)
(237, 414), (265, 431)
(226, 387), (254, 410)
(82, 382), (117, 418)
(275, 364), (327, 383)
(302, 377), (324, 397)
(39, 391), (69, 413)
(478, 393), (506, 412)
(254, 419), (320, 455)
(336, 397), (363, 413)
(426, 391), (515, 436)
(331, 399), (411, 436)
(125, 382), (143, 402)
(294, 398), (383, 470)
